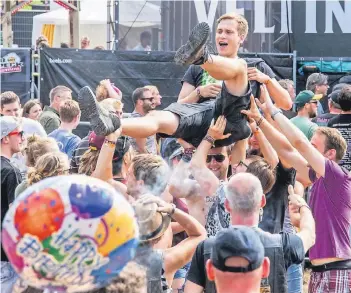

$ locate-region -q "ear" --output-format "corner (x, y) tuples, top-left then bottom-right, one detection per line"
(261, 194), (266, 208)
(261, 257), (270, 279)
(206, 259), (215, 281)
(239, 34), (245, 45)
(224, 198), (232, 213)
(325, 149), (337, 161)
(1, 136), (9, 144)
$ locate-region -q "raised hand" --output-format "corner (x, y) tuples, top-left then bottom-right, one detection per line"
(241, 95), (261, 122)
(207, 116), (231, 140)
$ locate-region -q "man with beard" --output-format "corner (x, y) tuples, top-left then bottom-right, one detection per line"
(129, 87), (157, 154)
(290, 90), (322, 140)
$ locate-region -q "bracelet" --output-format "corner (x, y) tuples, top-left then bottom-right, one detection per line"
(104, 139), (116, 147)
(298, 205), (311, 213)
(253, 127), (260, 134)
(256, 116), (264, 127)
(169, 204), (176, 216)
(184, 148), (195, 155)
(271, 109), (282, 120)
(264, 79), (272, 85)
(182, 148), (195, 163)
(203, 134), (215, 146)
(196, 87), (201, 97)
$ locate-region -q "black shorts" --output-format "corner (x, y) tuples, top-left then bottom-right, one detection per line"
(160, 83), (251, 148)
(213, 82), (252, 147)
(160, 100), (214, 147)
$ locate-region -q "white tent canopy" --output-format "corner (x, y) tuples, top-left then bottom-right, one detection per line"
(32, 0), (161, 48)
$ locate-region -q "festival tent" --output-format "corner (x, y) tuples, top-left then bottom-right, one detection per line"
(32, 0), (161, 49)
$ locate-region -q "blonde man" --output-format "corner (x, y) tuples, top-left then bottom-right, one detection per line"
(144, 85), (162, 107)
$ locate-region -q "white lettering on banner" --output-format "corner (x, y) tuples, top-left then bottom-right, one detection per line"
(193, 0), (219, 30)
(49, 58), (72, 64)
(226, 0), (244, 19)
(193, 0), (351, 34)
(305, 0), (317, 33)
(280, 0), (292, 33)
(325, 1), (351, 33)
(254, 0), (274, 33)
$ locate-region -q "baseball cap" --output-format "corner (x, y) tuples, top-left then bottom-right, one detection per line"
(0, 116), (21, 139)
(294, 90), (323, 107)
(211, 226), (264, 273)
(328, 90), (341, 109)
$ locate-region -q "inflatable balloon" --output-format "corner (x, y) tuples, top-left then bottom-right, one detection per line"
(2, 175), (139, 293)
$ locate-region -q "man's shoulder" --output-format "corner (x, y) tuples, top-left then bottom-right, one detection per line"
(1, 157), (20, 177)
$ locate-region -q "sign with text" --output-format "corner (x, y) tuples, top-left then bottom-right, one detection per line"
(162, 0), (351, 56)
(0, 48), (31, 103)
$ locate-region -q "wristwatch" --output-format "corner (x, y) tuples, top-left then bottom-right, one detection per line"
(271, 109), (282, 120)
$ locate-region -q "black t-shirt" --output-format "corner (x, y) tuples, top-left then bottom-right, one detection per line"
(328, 114), (351, 172)
(259, 162), (296, 234)
(312, 113), (338, 127)
(187, 231), (305, 292)
(182, 58), (276, 103)
(1, 156), (22, 261)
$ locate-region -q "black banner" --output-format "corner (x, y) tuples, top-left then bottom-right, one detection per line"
(1, 48), (31, 103)
(40, 48), (293, 117)
(291, 1), (351, 57)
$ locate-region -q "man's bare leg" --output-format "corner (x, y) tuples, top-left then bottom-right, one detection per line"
(78, 86), (180, 138)
(121, 110), (179, 138)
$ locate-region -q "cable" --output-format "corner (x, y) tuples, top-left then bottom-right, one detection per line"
(285, 0), (291, 53)
(117, 0), (148, 50)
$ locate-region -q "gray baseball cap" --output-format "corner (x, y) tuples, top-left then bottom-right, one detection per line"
(0, 116), (21, 139)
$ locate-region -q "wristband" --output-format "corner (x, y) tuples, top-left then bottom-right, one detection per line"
(203, 134), (215, 146)
(196, 87), (201, 97)
(256, 116), (264, 127)
(184, 148), (195, 155)
(182, 148), (195, 163)
(298, 205), (311, 213)
(264, 78), (272, 85)
(169, 204), (176, 216)
(253, 127), (260, 134)
(271, 109), (282, 120)
(104, 139), (116, 148)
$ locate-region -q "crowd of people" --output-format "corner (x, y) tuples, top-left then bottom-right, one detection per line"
(1, 12), (351, 293)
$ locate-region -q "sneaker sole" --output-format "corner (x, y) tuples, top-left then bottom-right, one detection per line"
(174, 22), (210, 65)
(78, 86), (119, 136)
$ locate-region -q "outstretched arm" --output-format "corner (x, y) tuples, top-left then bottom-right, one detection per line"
(248, 67), (292, 110)
(241, 92), (312, 186)
(248, 118), (279, 168)
(258, 86), (325, 178)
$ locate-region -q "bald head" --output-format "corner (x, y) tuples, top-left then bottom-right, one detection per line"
(226, 173), (263, 216)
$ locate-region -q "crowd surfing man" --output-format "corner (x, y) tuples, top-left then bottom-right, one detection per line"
(77, 13), (291, 149)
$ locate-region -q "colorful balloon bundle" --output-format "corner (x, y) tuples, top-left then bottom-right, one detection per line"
(2, 175), (139, 293)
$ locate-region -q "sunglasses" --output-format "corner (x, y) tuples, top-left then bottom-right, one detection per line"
(8, 131), (24, 138)
(206, 154), (226, 163)
(309, 101), (318, 104)
(141, 97), (155, 102)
